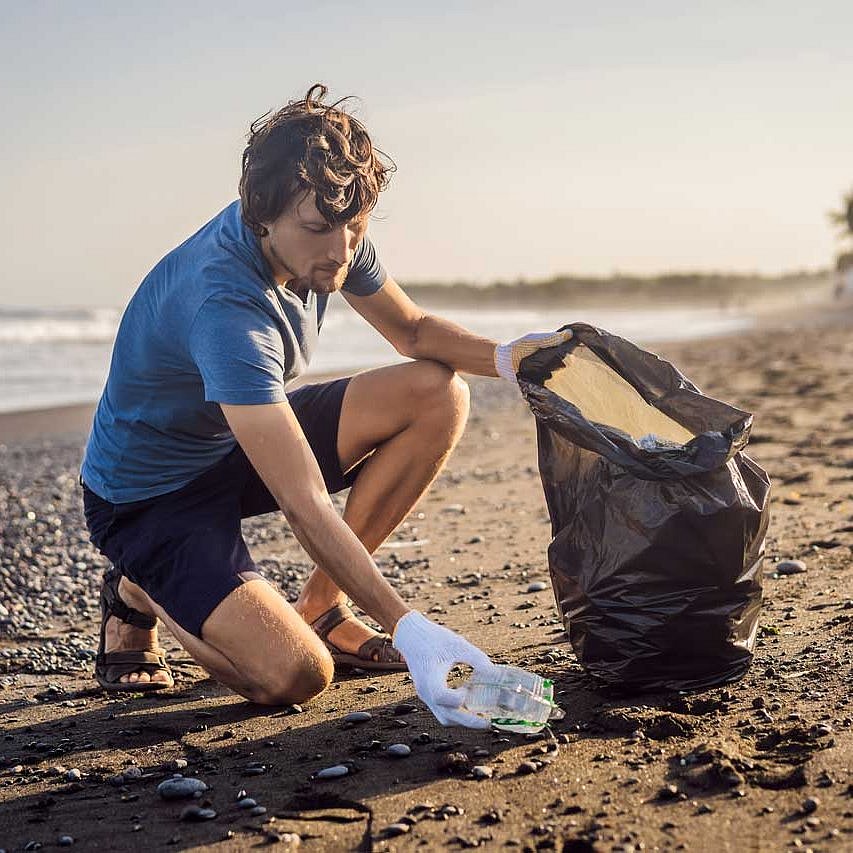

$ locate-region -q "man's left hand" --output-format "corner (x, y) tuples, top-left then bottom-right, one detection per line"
(494, 329), (573, 381)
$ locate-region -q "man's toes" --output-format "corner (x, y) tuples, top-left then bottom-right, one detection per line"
(152, 671), (171, 684)
(137, 672), (151, 683)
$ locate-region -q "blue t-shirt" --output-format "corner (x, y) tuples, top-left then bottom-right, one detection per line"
(81, 201), (386, 503)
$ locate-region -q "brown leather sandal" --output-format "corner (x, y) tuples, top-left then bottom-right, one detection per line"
(95, 568), (173, 693)
(310, 603), (407, 672)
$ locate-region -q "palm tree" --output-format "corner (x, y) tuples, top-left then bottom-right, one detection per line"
(829, 188), (853, 241)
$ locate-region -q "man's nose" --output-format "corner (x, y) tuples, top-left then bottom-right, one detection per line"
(327, 225), (355, 266)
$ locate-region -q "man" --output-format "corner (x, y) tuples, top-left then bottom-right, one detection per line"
(80, 84), (569, 728)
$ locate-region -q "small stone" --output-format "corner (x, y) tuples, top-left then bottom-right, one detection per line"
(527, 581), (548, 593)
(658, 784), (681, 801)
(442, 504), (466, 514)
(172, 759), (188, 770)
(57, 837), (74, 847)
(180, 805), (217, 821)
(776, 560), (807, 575)
(802, 796), (820, 814)
(344, 711), (372, 724)
(315, 764), (350, 780)
(157, 776), (209, 800)
(65, 768), (82, 782)
(382, 823), (411, 838)
(440, 753), (471, 775)
(394, 703), (417, 715)
(122, 766), (143, 781)
(472, 765), (494, 779)
(387, 743), (411, 758)
(479, 808), (504, 825)
(249, 806), (267, 817)
(516, 761), (539, 776)
(237, 798), (258, 809)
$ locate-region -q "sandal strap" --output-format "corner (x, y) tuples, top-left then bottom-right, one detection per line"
(97, 649), (168, 667)
(102, 569), (157, 630)
(309, 603), (354, 639)
(98, 649), (171, 683)
(356, 635), (404, 665)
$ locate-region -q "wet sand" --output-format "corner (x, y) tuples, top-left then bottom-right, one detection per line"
(0, 300), (851, 851)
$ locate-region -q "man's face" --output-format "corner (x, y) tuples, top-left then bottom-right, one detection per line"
(261, 190), (368, 295)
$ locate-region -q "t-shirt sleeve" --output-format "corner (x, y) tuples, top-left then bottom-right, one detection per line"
(341, 235), (387, 296)
(188, 292), (289, 405)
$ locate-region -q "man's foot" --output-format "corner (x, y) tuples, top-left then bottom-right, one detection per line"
(298, 602), (406, 671)
(103, 613), (172, 686)
(95, 571), (173, 691)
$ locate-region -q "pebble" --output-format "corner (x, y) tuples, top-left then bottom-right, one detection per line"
(526, 581), (548, 593)
(381, 823), (411, 838)
(472, 765), (494, 779)
(57, 838), (74, 847)
(776, 559), (807, 575)
(179, 805), (217, 821)
(315, 764), (350, 780)
(122, 766), (142, 781)
(249, 806), (267, 817)
(157, 775), (209, 800)
(802, 796), (820, 814)
(442, 504), (467, 514)
(65, 768), (81, 782)
(658, 784), (681, 801)
(394, 703), (417, 715)
(387, 743), (411, 758)
(516, 761), (539, 776)
(344, 711), (372, 724)
(237, 797), (258, 809)
(172, 759), (188, 770)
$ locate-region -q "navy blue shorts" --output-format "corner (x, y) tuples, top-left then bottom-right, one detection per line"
(82, 377), (363, 638)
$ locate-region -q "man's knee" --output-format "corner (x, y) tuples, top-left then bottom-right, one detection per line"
(246, 645), (334, 706)
(409, 360), (470, 421)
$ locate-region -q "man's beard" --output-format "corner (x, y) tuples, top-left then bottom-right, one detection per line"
(268, 242), (346, 294)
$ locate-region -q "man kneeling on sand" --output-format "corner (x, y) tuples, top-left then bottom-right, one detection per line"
(80, 84), (569, 728)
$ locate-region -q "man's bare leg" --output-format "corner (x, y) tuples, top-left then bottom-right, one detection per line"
(113, 575), (333, 704)
(295, 359), (470, 650)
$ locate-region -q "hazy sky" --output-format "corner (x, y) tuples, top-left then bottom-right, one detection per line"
(1, 1), (851, 307)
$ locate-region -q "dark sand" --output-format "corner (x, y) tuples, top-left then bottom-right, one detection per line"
(0, 300), (851, 851)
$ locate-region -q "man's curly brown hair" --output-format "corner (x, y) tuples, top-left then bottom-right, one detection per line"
(239, 84), (395, 238)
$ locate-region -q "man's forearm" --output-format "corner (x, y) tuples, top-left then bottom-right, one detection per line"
(409, 313), (500, 376)
(286, 494), (410, 633)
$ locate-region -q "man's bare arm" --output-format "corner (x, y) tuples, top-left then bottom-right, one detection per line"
(220, 400), (409, 633)
(343, 276), (500, 376)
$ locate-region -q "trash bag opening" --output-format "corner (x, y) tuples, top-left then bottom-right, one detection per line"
(543, 344), (695, 447)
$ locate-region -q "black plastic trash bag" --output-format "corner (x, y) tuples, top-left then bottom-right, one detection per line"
(518, 323), (771, 692)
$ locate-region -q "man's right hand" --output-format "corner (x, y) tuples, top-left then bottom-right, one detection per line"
(392, 610), (493, 729)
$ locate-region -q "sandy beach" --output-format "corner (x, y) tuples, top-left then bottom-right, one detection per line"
(0, 299), (851, 852)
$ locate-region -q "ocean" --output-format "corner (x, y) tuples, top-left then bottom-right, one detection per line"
(0, 300), (754, 414)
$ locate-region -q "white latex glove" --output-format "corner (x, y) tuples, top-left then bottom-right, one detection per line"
(392, 610), (493, 729)
(494, 329), (573, 381)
